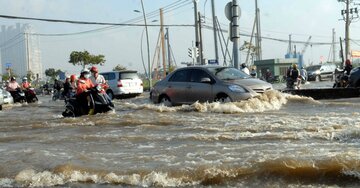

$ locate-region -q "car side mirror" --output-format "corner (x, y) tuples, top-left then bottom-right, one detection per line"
(201, 77), (212, 84)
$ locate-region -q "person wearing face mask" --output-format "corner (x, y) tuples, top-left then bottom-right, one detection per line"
(76, 68), (95, 115)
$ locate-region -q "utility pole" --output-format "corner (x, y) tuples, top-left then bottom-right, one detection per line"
(255, 0), (262, 61)
(345, 0), (350, 61)
(166, 28), (171, 70)
(339, 0), (359, 63)
(332, 28), (336, 64)
(140, 0), (152, 88)
(198, 12), (204, 65)
(193, 0), (201, 64)
(160, 8), (167, 77)
(211, 0), (219, 62)
(232, 0), (240, 69)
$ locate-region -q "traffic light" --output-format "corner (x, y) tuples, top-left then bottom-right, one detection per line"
(194, 47), (199, 57)
(188, 48), (194, 58)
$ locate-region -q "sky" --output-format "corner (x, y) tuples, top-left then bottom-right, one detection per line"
(0, 0), (358, 76)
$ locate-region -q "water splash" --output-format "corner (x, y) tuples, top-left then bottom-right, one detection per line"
(121, 90), (318, 114)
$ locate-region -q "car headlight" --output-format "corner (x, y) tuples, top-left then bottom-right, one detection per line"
(228, 85), (247, 93)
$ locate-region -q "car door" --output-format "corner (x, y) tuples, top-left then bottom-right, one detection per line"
(187, 69), (214, 103)
(167, 69), (191, 104)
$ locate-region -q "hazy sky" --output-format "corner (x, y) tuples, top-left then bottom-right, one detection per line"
(0, 0), (357, 75)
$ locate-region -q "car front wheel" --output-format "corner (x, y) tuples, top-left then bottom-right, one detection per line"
(215, 94), (232, 103)
(159, 95), (172, 107)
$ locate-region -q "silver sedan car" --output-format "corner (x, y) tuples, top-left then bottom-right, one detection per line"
(150, 66), (272, 106)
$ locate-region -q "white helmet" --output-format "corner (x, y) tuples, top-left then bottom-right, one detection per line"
(22, 77), (27, 81)
(80, 68), (90, 75)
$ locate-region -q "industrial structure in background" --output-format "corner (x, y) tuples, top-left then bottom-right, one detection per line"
(0, 23), (43, 80)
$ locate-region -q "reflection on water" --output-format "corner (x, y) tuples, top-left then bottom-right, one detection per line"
(0, 90), (359, 187)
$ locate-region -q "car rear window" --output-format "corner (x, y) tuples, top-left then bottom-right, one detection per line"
(119, 72), (139, 80)
(101, 73), (116, 81)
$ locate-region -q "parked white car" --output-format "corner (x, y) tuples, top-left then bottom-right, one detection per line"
(0, 88), (4, 110)
(2, 89), (14, 104)
(100, 70), (143, 99)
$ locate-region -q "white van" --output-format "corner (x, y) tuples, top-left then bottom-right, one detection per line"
(100, 71), (143, 99)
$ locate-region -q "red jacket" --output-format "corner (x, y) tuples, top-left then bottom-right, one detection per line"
(76, 77), (94, 95)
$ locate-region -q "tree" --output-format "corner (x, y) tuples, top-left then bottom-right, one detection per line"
(1, 68), (17, 81)
(26, 71), (36, 82)
(45, 68), (62, 80)
(69, 50), (106, 68)
(113, 64), (127, 71)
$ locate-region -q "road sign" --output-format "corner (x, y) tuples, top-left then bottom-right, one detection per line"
(5, 63), (12, 68)
(225, 2), (233, 21)
(208, 59), (219, 65)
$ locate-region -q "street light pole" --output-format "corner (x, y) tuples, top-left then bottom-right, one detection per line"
(140, 0), (152, 88)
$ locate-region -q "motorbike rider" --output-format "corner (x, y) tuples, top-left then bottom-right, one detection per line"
(90, 66), (113, 105)
(53, 78), (63, 98)
(250, 67), (257, 78)
(76, 69), (95, 115)
(6, 77), (21, 99)
(90, 66), (108, 90)
(21, 77), (31, 90)
(344, 59), (353, 75)
(70, 74), (77, 93)
(240, 63), (250, 75)
(287, 64), (301, 89)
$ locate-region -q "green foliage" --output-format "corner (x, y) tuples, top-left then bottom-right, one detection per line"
(45, 68), (62, 80)
(113, 64), (127, 71)
(69, 50), (106, 68)
(26, 71), (36, 82)
(1, 68), (17, 81)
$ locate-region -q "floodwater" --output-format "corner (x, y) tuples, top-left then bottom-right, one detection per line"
(0, 88), (359, 187)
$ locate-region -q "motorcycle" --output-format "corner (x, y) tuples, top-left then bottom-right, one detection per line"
(333, 68), (349, 88)
(24, 88), (38, 103)
(62, 86), (114, 117)
(286, 76), (303, 90)
(52, 89), (65, 101)
(10, 88), (26, 103)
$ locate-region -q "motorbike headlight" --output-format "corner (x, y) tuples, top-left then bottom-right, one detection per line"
(228, 85), (247, 93)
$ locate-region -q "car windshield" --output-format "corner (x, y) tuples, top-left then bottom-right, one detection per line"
(306, 65), (321, 71)
(120, 72), (139, 79)
(207, 67), (250, 80)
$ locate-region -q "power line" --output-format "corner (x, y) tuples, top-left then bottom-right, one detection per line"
(0, 0), (193, 38)
(202, 24), (335, 46)
(0, 14), (193, 27)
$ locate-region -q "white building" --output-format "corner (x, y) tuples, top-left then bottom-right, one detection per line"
(0, 23), (42, 80)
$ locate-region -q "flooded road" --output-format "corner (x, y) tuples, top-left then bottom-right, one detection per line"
(0, 89), (359, 187)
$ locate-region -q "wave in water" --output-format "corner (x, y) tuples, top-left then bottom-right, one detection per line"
(4, 157), (359, 187)
(121, 90), (318, 114)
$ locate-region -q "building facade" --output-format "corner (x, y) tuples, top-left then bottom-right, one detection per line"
(0, 23), (42, 80)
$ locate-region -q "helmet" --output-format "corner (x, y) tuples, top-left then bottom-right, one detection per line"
(90, 66), (98, 73)
(70, 74), (77, 82)
(22, 77), (27, 81)
(81, 68), (90, 75)
(241, 63), (246, 68)
(345, 59), (351, 66)
(10, 77), (16, 81)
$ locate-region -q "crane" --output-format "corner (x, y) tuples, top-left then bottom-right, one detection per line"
(298, 36), (312, 68)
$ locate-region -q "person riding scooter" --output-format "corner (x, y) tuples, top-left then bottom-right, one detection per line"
(62, 69), (114, 117)
(21, 77), (38, 103)
(6, 77), (25, 103)
(76, 69), (95, 115)
(286, 64), (301, 89)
